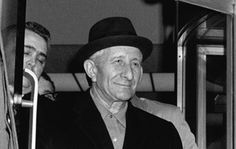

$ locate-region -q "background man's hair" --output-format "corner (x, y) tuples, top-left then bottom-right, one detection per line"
(25, 21), (51, 43)
(2, 21), (51, 52)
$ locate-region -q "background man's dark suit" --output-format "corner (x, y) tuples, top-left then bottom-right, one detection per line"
(50, 91), (183, 149)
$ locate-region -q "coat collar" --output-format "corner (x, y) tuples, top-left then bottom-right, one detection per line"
(72, 90), (147, 149)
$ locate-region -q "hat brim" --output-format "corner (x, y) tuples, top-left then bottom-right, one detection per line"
(79, 35), (153, 62)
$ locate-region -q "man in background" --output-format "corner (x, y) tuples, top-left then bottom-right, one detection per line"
(2, 21), (54, 149)
(3, 21), (50, 95)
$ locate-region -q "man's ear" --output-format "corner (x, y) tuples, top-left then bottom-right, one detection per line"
(83, 59), (97, 82)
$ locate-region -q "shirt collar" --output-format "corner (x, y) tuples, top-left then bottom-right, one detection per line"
(90, 88), (127, 127)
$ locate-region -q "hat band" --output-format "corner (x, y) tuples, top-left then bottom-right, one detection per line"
(89, 30), (137, 42)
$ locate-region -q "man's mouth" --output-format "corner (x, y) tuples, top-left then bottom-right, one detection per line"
(114, 82), (132, 88)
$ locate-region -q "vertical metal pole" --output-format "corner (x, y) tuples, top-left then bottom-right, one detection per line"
(233, 10), (236, 149)
(177, 41), (186, 114)
(23, 69), (38, 149)
(196, 47), (206, 149)
(14, 0), (26, 96)
(176, 0), (186, 114)
(226, 11), (235, 149)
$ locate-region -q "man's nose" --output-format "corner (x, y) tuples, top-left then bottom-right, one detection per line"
(122, 64), (133, 80)
(25, 58), (36, 69)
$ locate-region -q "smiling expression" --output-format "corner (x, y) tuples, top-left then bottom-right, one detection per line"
(87, 46), (143, 104)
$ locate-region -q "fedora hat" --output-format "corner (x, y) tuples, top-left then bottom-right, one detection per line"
(79, 17), (153, 62)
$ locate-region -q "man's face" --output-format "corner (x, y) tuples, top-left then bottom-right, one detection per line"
(93, 46), (143, 103)
(22, 29), (47, 94)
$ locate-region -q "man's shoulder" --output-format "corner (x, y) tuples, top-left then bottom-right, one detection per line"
(130, 104), (182, 144)
(132, 97), (182, 115)
(148, 98), (178, 109)
(129, 102), (176, 129)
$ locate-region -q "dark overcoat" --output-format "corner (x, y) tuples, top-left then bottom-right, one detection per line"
(49, 91), (183, 149)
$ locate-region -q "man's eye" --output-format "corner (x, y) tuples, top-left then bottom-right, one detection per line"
(114, 59), (123, 65)
(24, 52), (30, 56)
(38, 60), (44, 64)
(132, 62), (140, 67)
(38, 58), (45, 64)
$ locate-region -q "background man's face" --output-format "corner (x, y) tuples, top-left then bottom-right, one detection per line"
(22, 29), (47, 94)
(4, 29), (48, 94)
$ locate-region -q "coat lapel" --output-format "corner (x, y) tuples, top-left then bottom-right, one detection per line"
(72, 91), (114, 149)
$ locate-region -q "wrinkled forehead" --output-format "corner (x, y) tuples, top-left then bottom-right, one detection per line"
(91, 46), (143, 61)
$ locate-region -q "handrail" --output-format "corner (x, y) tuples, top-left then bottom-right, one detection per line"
(177, 10), (228, 149)
(178, 12), (216, 45)
(12, 69), (38, 149)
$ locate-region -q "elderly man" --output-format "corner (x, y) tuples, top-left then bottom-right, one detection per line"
(2, 21), (54, 149)
(52, 17), (183, 149)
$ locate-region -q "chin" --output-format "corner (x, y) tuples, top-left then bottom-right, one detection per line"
(22, 87), (31, 94)
(111, 88), (134, 101)
(22, 83), (32, 94)
(23, 76), (32, 86)
(116, 93), (133, 101)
